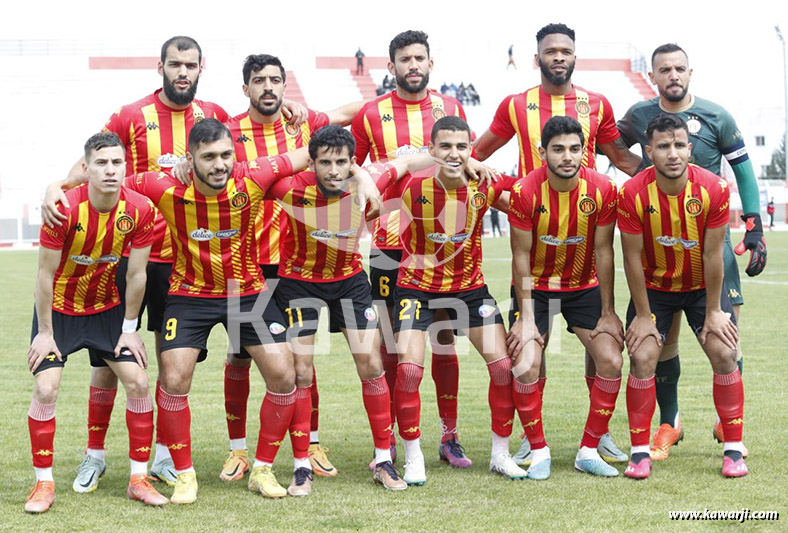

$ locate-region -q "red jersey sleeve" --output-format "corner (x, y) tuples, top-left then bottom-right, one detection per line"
(212, 104), (230, 123)
(595, 93), (621, 145)
(597, 178), (618, 226)
(616, 184), (642, 234)
(310, 110), (330, 131)
(706, 177), (731, 229)
(39, 204), (69, 249)
(489, 174), (518, 202)
(244, 154), (295, 192)
(123, 171), (170, 203)
(351, 107), (371, 164)
(368, 162), (399, 193)
(102, 107), (130, 145)
(507, 178), (533, 231)
(266, 175), (298, 201)
(488, 95), (516, 141)
(130, 200), (156, 249)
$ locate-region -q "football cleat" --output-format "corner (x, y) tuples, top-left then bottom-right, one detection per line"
(373, 461), (407, 491)
(489, 452), (527, 480)
(149, 457), (177, 486)
(526, 458), (551, 480)
(714, 422), (749, 458)
(598, 433), (628, 463)
(368, 442), (399, 471)
(624, 458), (652, 480)
(24, 481), (55, 513)
(170, 472), (198, 505)
(219, 449), (250, 481)
(438, 438), (472, 468)
(72, 454), (106, 493)
(308, 444), (338, 478)
(650, 424), (684, 461)
(575, 458), (619, 477)
(721, 456), (749, 478)
(403, 455), (426, 486)
(248, 466), (287, 498)
(287, 467), (313, 497)
(512, 435), (532, 467)
(127, 474), (169, 506)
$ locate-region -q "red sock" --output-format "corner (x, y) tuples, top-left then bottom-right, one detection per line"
(538, 376), (547, 394)
(395, 362), (423, 441)
(154, 381), (163, 445)
(255, 389), (296, 464)
(157, 388), (192, 471)
(626, 375), (655, 447)
(581, 375), (621, 448)
(381, 344), (398, 429)
(87, 386), (116, 451)
(585, 375), (595, 396)
(513, 379), (546, 449)
(126, 395), (153, 463)
(290, 388), (311, 460)
(713, 369), (744, 442)
(487, 358), (516, 438)
(431, 347), (459, 443)
(362, 375), (392, 449)
(310, 366), (319, 433)
(29, 399), (56, 468)
(224, 362), (250, 441)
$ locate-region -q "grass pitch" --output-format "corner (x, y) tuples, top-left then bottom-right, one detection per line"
(0, 232), (786, 531)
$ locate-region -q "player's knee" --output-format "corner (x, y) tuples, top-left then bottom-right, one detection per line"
(90, 366), (118, 388)
(434, 327), (454, 346)
(355, 354), (382, 380)
(226, 351), (251, 368)
(118, 372), (149, 398)
(628, 348), (658, 377)
(33, 380), (60, 404)
(293, 361), (313, 387)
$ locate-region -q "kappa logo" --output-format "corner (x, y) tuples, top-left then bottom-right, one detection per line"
(439, 394), (457, 400)
(415, 195), (431, 205)
(115, 214), (135, 234)
(522, 418), (540, 428)
(728, 288), (741, 299)
(594, 409), (614, 416)
(88, 426), (102, 431)
(381, 114), (394, 122)
(226, 413), (240, 421)
(512, 182), (522, 195)
(718, 178), (728, 191)
(168, 443), (187, 450)
(527, 103), (539, 111)
(290, 431), (308, 437)
(72, 222), (85, 232)
(383, 424), (394, 433)
(236, 134), (250, 143)
(629, 428), (646, 434)
(269, 440), (284, 446)
(146, 122), (159, 130)
(504, 419), (515, 427)
(727, 418), (744, 425)
(34, 449), (53, 456)
(646, 205), (658, 214)
(402, 426), (419, 434)
(536, 205), (548, 214)
(298, 198), (312, 206)
(135, 446), (151, 453)
(179, 198), (193, 205)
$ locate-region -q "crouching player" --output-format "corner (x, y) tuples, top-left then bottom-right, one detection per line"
(618, 114), (745, 479)
(25, 133), (166, 513)
(507, 116), (624, 479)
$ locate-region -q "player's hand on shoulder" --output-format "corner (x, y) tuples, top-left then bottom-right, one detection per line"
(41, 184), (69, 228)
(116, 332), (148, 369)
(172, 159), (193, 186)
(465, 158), (500, 187)
(281, 99), (308, 129)
(28, 332), (61, 372)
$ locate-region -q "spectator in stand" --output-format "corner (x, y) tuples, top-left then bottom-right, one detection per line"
(767, 198), (775, 229)
(356, 47), (365, 75)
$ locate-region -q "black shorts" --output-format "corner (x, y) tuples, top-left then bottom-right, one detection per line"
(393, 284), (503, 334)
(160, 291), (288, 355)
(369, 248), (402, 307)
(275, 272), (378, 338)
(508, 285), (602, 336)
(30, 305), (137, 374)
(260, 263), (280, 282)
(115, 258), (171, 333)
(625, 288), (737, 342)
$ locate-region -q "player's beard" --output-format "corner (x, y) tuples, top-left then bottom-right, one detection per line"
(538, 58), (575, 86)
(661, 83), (689, 103)
(163, 73), (199, 106)
(396, 70), (430, 94)
(252, 91), (283, 116)
(317, 177), (346, 198)
(546, 159), (580, 180)
(193, 166), (228, 190)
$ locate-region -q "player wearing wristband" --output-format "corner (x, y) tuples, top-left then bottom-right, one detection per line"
(351, 30), (471, 467)
(221, 54), (367, 481)
(25, 133), (166, 513)
(474, 22), (638, 466)
(617, 44), (763, 459)
(507, 117), (623, 479)
(618, 114), (746, 480)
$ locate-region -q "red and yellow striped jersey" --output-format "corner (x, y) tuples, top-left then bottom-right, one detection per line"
(227, 109), (329, 265)
(39, 186), (155, 315)
(267, 164), (396, 282)
(508, 167), (617, 291)
(125, 156), (293, 298)
(351, 89), (466, 250)
(390, 166), (516, 293)
(489, 85), (620, 177)
(617, 165), (730, 292)
(102, 89), (229, 263)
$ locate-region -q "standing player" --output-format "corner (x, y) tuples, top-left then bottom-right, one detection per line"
(507, 117), (624, 479)
(352, 30), (471, 467)
(617, 44), (764, 459)
(387, 116), (529, 485)
(474, 22), (639, 465)
(220, 54), (367, 481)
(25, 133), (166, 512)
(618, 114), (746, 479)
(267, 126), (435, 494)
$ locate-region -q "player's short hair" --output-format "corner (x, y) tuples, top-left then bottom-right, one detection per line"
(188, 118), (232, 152)
(389, 30), (430, 61)
(431, 116), (471, 143)
(84, 132), (124, 162)
(651, 43), (688, 66)
(541, 116), (585, 149)
(242, 54), (286, 85)
(536, 23), (575, 45)
(308, 125), (356, 160)
(161, 36), (202, 65)
(646, 113), (688, 142)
